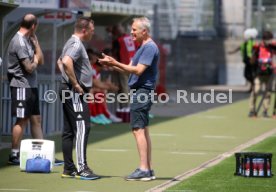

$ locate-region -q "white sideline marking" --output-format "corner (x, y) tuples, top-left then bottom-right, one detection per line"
(202, 135), (236, 139)
(171, 152), (206, 155)
(0, 189), (32, 191)
(151, 133), (174, 137)
(94, 149), (128, 152)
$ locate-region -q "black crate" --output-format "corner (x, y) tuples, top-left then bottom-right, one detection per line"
(234, 152), (273, 177)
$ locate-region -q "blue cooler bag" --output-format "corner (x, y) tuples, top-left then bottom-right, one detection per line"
(26, 156), (51, 173)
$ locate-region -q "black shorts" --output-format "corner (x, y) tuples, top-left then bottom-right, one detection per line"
(11, 87), (40, 118)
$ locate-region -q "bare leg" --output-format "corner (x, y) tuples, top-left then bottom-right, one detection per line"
(11, 118), (29, 149)
(30, 115), (43, 139)
(144, 127), (152, 170)
(249, 77), (260, 112)
(132, 128), (150, 170)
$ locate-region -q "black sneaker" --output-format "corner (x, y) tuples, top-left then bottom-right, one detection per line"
(61, 168), (77, 178)
(8, 153), (20, 165)
(248, 110), (256, 117)
(54, 158), (64, 166)
(150, 170), (156, 180)
(75, 165), (100, 180)
(125, 168), (152, 181)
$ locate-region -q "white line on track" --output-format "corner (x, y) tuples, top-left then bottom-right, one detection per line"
(170, 152), (207, 155)
(94, 149), (128, 152)
(202, 135), (236, 139)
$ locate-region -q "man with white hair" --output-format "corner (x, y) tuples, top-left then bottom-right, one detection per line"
(99, 17), (159, 181)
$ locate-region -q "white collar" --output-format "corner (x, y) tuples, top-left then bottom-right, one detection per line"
(17, 31), (24, 37)
(72, 34), (80, 40)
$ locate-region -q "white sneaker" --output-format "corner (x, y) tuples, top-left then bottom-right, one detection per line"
(109, 113), (122, 123)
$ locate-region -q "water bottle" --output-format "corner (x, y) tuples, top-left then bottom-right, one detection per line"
(267, 159), (271, 177)
(258, 158), (264, 176)
(245, 158), (250, 177)
(253, 158), (258, 176)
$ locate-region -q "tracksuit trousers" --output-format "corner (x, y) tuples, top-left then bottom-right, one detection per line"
(59, 83), (91, 172)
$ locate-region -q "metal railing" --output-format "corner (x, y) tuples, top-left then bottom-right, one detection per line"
(1, 77), (118, 136)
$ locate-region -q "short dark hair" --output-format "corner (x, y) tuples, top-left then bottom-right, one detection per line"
(262, 31), (273, 40)
(20, 14), (38, 29)
(86, 48), (95, 60)
(74, 17), (94, 32)
(102, 48), (112, 55)
(86, 48), (103, 66)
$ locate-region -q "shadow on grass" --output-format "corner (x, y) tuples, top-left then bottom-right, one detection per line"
(0, 116), (176, 169)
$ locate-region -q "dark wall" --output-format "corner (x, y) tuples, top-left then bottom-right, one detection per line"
(163, 37), (226, 88)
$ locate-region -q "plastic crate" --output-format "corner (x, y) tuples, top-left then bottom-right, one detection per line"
(235, 152), (273, 177)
